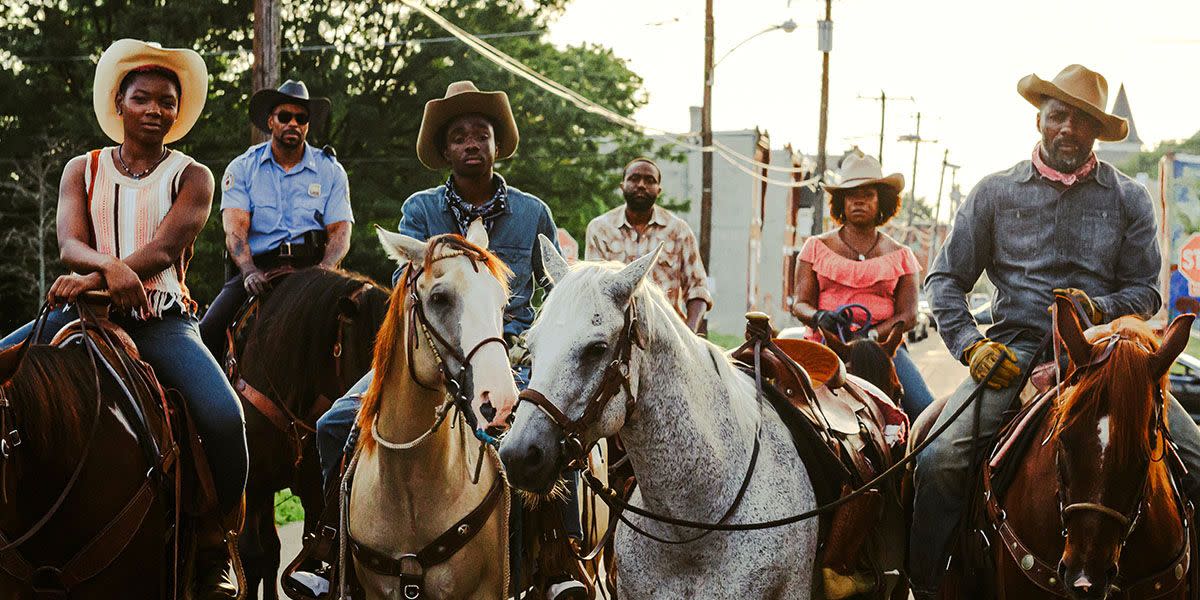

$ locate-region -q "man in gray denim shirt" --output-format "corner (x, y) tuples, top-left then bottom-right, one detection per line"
(911, 64), (1200, 598)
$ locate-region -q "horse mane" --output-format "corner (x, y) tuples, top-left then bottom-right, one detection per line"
(356, 234), (512, 450)
(4, 343), (100, 459)
(248, 267), (389, 404)
(1051, 317), (1170, 488)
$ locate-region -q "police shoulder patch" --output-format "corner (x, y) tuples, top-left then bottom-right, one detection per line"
(222, 172), (234, 192)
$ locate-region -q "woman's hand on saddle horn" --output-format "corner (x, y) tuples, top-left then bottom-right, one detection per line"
(47, 272), (103, 308)
(101, 259), (151, 315)
(964, 338), (1021, 390)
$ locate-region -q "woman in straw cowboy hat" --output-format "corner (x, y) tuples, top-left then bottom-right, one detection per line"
(0, 38), (247, 599)
(789, 149), (935, 418)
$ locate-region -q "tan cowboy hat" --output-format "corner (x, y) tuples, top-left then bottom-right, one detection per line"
(824, 150), (905, 193)
(416, 81), (519, 170)
(93, 39), (208, 144)
(1017, 64), (1128, 142)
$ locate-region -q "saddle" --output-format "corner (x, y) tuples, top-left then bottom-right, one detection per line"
(729, 312), (908, 599)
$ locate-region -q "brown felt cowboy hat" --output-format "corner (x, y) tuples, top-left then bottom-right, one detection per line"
(93, 39), (208, 144)
(824, 150), (905, 194)
(416, 81), (519, 170)
(1017, 64), (1129, 142)
(249, 79), (331, 134)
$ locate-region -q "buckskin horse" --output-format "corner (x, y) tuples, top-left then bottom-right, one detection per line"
(345, 223), (519, 599)
(0, 299), (188, 598)
(501, 239), (824, 599)
(225, 267), (388, 598)
(951, 296), (1195, 599)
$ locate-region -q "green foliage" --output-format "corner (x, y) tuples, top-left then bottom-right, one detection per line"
(706, 331), (744, 350)
(274, 489), (305, 525)
(1121, 130), (1200, 180)
(0, 0), (657, 330)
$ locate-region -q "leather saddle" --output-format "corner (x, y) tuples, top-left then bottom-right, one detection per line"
(728, 313), (908, 598)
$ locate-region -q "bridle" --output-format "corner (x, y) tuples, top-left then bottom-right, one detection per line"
(516, 298), (641, 468)
(372, 238), (509, 451)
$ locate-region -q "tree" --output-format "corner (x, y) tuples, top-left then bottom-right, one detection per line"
(1122, 130), (1200, 180)
(0, 0), (656, 330)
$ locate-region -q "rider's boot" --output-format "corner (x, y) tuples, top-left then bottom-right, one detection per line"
(192, 511), (238, 599)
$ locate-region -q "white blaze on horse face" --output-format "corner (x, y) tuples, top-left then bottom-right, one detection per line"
(455, 262), (518, 429)
(1097, 415), (1111, 455)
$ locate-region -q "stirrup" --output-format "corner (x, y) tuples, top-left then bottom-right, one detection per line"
(282, 565), (332, 600)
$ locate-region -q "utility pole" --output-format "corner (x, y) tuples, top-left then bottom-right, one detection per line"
(699, 0), (714, 267)
(252, 0), (281, 144)
(858, 90), (913, 165)
(928, 149), (949, 273)
(812, 0), (832, 236)
(899, 112), (935, 234)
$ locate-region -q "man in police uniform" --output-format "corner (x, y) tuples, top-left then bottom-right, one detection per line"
(199, 80), (353, 358)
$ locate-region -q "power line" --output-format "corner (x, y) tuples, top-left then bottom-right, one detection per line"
(13, 30), (544, 63)
(400, 0), (820, 189)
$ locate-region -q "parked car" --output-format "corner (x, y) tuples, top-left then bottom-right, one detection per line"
(1171, 352), (1200, 424)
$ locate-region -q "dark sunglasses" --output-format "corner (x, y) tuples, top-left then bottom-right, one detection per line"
(274, 110), (310, 125)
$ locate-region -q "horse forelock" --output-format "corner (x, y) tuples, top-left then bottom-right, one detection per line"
(843, 339), (900, 398)
(424, 234), (512, 299)
(1053, 317), (1169, 489)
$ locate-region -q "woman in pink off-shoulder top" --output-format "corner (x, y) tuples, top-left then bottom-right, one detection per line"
(789, 151), (934, 417)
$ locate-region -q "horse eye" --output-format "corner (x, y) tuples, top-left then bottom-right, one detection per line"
(429, 291), (451, 307)
(585, 341), (609, 358)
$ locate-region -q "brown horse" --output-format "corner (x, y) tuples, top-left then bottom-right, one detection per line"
(230, 268), (389, 599)
(821, 323), (906, 403)
(980, 299), (1194, 600)
(0, 314), (175, 598)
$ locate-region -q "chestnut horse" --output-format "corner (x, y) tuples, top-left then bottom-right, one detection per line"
(0, 315), (173, 598)
(230, 268), (388, 598)
(982, 298), (1194, 599)
(821, 324), (906, 404)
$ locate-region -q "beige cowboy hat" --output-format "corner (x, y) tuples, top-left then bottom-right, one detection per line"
(1017, 64), (1128, 142)
(416, 81), (519, 170)
(93, 39), (208, 144)
(824, 150), (905, 194)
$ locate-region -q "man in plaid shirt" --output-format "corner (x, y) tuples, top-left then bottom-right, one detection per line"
(585, 158), (713, 331)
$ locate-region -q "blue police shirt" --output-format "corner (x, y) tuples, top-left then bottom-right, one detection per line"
(220, 142), (353, 255)
(393, 181), (562, 338)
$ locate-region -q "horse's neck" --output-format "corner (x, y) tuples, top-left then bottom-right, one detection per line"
(372, 355), (472, 483)
(621, 318), (759, 519)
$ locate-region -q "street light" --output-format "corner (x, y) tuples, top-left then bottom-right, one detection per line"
(700, 15), (798, 268)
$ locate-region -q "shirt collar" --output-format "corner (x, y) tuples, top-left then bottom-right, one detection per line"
(261, 142), (317, 173)
(618, 204), (668, 229)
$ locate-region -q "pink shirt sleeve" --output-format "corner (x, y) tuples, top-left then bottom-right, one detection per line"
(799, 237), (821, 264)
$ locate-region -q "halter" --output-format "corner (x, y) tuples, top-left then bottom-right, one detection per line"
(372, 238), (508, 451)
(517, 298), (640, 467)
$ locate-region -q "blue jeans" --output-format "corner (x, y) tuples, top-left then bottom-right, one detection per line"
(908, 337), (1200, 593)
(893, 345), (934, 420)
(1, 306), (249, 515)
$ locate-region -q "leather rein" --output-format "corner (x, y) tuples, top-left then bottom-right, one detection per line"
(982, 305), (1191, 597)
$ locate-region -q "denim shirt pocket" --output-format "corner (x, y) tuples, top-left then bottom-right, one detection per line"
(492, 241), (534, 312)
(1081, 209), (1120, 269)
(996, 207), (1039, 261)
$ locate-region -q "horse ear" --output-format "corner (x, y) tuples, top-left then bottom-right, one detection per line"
(337, 295), (359, 319)
(1054, 295), (1093, 367)
(376, 225), (426, 268)
(538, 234), (569, 284)
(820, 328), (850, 361)
(882, 322), (906, 357)
(606, 244), (661, 307)
(465, 218), (489, 249)
(1150, 313), (1196, 378)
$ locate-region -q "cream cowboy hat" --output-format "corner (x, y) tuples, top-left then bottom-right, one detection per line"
(416, 81), (519, 170)
(93, 39), (208, 144)
(1017, 64), (1129, 142)
(824, 150), (905, 194)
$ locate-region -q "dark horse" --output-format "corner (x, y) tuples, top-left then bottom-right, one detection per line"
(0, 310), (176, 598)
(946, 298), (1195, 599)
(821, 323), (906, 403)
(229, 268), (388, 598)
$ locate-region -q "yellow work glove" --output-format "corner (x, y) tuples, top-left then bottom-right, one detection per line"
(964, 338), (1021, 389)
(1052, 288), (1104, 324)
